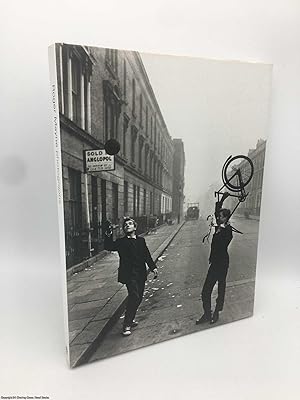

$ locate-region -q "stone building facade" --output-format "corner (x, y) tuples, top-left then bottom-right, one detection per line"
(172, 139), (185, 221)
(229, 139), (266, 218)
(55, 44), (178, 268)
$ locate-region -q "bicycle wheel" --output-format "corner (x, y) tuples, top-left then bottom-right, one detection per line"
(222, 155), (254, 191)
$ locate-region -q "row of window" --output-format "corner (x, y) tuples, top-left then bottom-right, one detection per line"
(104, 48), (172, 164)
(124, 181), (155, 216)
(68, 169), (117, 226)
(59, 45), (173, 189)
(68, 169), (169, 230)
(104, 103), (170, 186)
(66, 167), (171, 267)
(104, 90), (172, 168)
(59, 45), (173, 164)
(131, 80), (171, 162)
(60, 45), (92, 132)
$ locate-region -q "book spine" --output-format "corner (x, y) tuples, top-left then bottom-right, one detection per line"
(48, 44), (70, 367)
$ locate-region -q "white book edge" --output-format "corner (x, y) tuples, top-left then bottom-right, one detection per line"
(48, 44), (70, 367)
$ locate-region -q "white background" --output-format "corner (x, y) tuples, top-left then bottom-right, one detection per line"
(1, 1), (300, 399)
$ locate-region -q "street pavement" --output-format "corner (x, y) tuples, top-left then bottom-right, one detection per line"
(89, 216), (259, 363)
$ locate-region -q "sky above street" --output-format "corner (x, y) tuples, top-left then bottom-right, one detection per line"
(141, 52), (272, 209)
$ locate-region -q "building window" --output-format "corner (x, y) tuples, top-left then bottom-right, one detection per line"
(154, 119), (157, 149)
(146, 106), (148, 136)
(150, 153), (153, 179)
(123, 59), (127, 98)
(150, 191), (153, 214)
(138, 136), (143, 169)
(122, 115), (129, 158)
(104, 100), (119, 141)
(132, 79), (136, 116)
(150, 116), (153, 142)
(60, 45), (92, 131)
(143, 188), (146, 215)
(101, 179), (107, 224)
(104, 101), (109, 142)
(144, 145), (149, 176)
(106, 48), (118, 76)
(104, 84), (121, 141)
(112, 183), (119, 224)
(62, 46), (68, 115)
(71, 55), (81, 126)
(139, 94), (143, 126)
(67, 168), (83, 266)
(84, 76), (90, 131)
(133, 184), (137, 217)
(157, 132), (160, 154)
(91, 176), (99, 244)
(137, 186), (140, 216)
(69, 168), (82, 231)
(158, 164), (160, 185)
(160, 134), (163, 155)
(131, 126), (137, 164)
(124, 181), (128, 214)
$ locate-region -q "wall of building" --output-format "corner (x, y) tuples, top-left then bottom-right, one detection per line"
(55, 44), (184, 267)
(172, 139), (185, 220)
(233, 139), (266, 217)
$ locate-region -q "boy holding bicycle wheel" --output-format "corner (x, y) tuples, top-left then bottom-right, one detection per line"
(196, 192), (233, 325)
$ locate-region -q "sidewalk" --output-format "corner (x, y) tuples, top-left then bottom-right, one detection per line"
(67, 221), (185, 367)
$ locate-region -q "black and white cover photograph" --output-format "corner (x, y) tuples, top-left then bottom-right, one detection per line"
(49, 43), (272, 368)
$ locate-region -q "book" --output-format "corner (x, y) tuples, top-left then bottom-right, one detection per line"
(48, 43), (272, 368)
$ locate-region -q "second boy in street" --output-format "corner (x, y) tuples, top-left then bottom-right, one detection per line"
(196, 192), (233, 325)
(104, 218), (158, 336)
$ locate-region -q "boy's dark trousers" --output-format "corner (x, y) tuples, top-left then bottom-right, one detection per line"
(124, 277), (145, 327)
(201, 263), (229, 315)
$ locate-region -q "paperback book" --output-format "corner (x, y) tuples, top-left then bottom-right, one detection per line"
(48, 43), (272, 367)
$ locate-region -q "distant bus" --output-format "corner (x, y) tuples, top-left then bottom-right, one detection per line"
(186, 203), (200, 220)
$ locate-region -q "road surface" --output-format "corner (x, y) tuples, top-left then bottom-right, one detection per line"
(89, 217), (259, 362)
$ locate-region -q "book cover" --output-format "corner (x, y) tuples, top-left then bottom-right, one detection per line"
(48, 43), (272, 368)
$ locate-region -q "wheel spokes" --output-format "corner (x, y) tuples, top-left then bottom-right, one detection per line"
(222, 155), (254, 191)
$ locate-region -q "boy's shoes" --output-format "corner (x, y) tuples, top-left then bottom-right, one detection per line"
(122, 326), (132, 336)
(196, 313), (211, 325)
(131, 320), (139, 328)
(210, 310), (219, 324)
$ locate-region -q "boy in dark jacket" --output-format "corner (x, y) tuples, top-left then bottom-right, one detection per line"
(196, 193), (232, 325)
(104, 217), (158, 336)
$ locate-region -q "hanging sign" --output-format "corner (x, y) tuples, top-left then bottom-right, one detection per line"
(83, 149), (115, 172)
